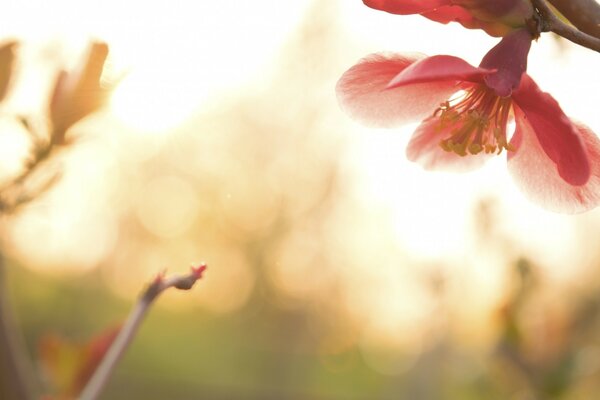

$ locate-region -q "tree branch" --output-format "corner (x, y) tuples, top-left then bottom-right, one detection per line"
(78, 264), (207, 400)
(532, 0), (600, 52)
(547, 0), (600, 39)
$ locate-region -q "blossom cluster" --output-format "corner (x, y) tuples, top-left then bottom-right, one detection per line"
(337, 0), (600, 213)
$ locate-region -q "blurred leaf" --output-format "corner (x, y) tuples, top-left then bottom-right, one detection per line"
(0, 41), (17, 102)
(39, 324), (120, 398)
(49, 42), (112, 144)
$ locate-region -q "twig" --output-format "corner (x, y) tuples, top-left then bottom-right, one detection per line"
(0, 123), (59, 213)
(78, 264), (207, 400)
(532, 0), (600, 52)
(547, 0), (600, 39)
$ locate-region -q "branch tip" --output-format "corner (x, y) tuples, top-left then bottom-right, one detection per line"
(191, 262), (207, 279)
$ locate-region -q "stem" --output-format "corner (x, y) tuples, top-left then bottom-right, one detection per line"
(0, 125), (58, 214)
(78, 264), (207, 400)
(77, 301), (148, 400)
(0, 254), (37, 400)
(532, 0), (600, 52)
(547, 0), (600, 39)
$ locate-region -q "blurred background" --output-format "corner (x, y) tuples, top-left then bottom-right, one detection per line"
(1, 0), (600, 398)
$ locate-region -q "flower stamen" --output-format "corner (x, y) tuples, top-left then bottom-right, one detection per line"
(434, 85), (514, 157)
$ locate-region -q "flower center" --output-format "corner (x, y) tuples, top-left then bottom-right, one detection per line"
(433, 85), (515, 157)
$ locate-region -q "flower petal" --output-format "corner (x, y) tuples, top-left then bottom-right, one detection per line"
(422, 5), (516, 36)
(479, 28), (532, 96)
(421, 5), (478, 25)
(456, 0), (533, 29)
(363, 0), (531, 37)
(388, 55), (493, 89)
(406, 115), (492, 172)
(508, 107), (600, 213)
(336, 53), (463, 127)
(363, 0), (452, 14)
(457, 0), (525, 16)
(512, 74), (590, 186)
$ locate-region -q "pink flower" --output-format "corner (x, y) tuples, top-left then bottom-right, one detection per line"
(363, 0), (534, 37)
(336, 29), (600, 213)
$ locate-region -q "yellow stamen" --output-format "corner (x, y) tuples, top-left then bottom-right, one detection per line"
(433, 85), (514, 157)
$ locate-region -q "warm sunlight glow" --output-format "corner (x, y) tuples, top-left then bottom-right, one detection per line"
(4, 0), (310, 135)
(10, 143), (119, 272)
(0, 120), (29, 182)
(103, 1), (310, 134)
(349, 126), (481, 259)
(110, 71), (203, 134)
(135, 175), (199, 238)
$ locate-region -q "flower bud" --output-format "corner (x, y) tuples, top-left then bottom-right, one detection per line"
(456, 0), (534, 35)
(0, 41), (17, 103)
(49, 42), (110, 144)
(364, 0), (535, 37)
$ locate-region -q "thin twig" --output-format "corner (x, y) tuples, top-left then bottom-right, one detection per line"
(78, 264), (207, 400)
(532, 0), (600, 52)
(0, 124), (58, 213)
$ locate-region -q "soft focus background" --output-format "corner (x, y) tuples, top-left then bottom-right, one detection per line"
(1, 0), (600, 399)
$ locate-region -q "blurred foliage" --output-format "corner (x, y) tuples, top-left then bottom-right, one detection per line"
(39, 325), (119, 397)
(8, 243), (600, 399)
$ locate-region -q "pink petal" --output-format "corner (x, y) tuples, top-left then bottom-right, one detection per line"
(422, 5), (520, 36)
(455, 0), (534, 27)
(457, 0), (525, 16)
(336, 53), (463, 128)
(387, 55), (493, 89)
(406, 115), (492, 172)
(512, 74), (590, 186)
(479, 28), (532, 97)
(508, 107), (600, 213)
(422, 5), (477, 24)
(363, 0), (452, 14)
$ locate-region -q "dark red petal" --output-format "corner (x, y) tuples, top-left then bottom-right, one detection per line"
(363, 0), (452, 14)
(336, 53), (461, 127)
(422, 3), (528, 36)
(388, 55), (492, 89)
(457, 0), (534, 28)
(458, 0), (525, 16)
(512, 74), (590, 186)
(508, 107), (600, 213)
(406, 115), (492, 172)
(422, 6), (512, 36)
(422, 5), (477, 24)
(479, 28), (532, 96)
